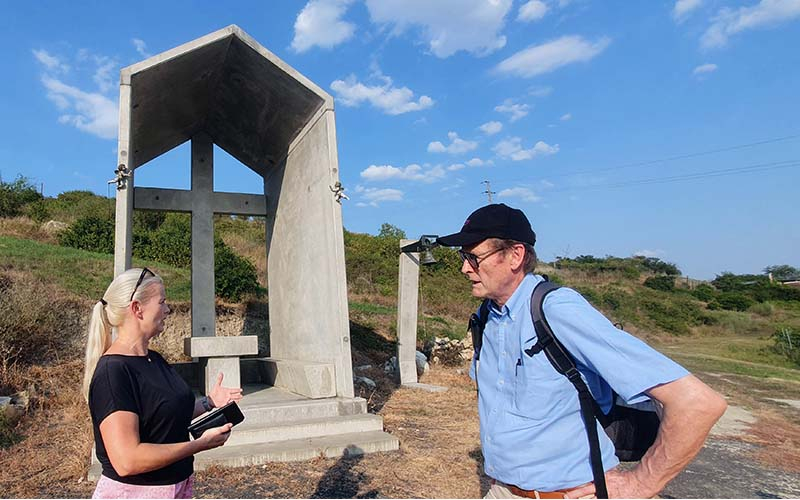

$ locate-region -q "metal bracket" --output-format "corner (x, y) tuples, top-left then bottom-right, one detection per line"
(329, 181), (349, 204)
(107, 164), (131, 190)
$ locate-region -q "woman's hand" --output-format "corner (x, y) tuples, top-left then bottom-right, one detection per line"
(197, 423), (233, 451)
(207, 372), (243, 408)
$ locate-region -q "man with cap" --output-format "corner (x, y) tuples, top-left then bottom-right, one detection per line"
(437, 203), (726, 499)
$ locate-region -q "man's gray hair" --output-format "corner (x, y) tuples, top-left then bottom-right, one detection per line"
(491, 238), (537, 274)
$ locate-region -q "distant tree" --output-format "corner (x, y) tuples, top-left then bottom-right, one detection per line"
(378, 223), (406, 240)
(639, 257), (681, 276)
(0, 175), (42, 217)
(764, 265), (800, 281)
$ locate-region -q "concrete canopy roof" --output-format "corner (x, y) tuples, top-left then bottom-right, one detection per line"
(121, 25), (333, 176)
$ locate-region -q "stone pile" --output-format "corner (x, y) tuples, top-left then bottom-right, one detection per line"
(424, 336), (474, 366)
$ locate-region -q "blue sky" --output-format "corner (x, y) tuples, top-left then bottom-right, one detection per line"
(1, 0), (799, 279)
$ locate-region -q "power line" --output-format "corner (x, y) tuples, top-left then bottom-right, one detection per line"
(545, 159), (800, 194)
(508, 133), (800, 183)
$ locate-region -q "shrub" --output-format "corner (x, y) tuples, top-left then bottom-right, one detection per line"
(643, 275), (675, 292)
(0, 176), (43, 217)
(749, 301), (774, 317)
(214, 241), (264, 302)
(637, 256), (681, 276)
(716, 292), (755, 311)
(0, 273), (78, 367)
(771, 326), (800, 366)
(692, 284), (717, 302)
(135, 213), (192, 267)
(58, 215), (114, 254)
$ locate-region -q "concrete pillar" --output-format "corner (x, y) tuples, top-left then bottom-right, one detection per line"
(397, 240), (420, 385)
(264, 110), (354, 398)
(113, 82), (133, 277)
(191, 134), (215, 338)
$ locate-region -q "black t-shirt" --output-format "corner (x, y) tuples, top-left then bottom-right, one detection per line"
(89, 350), (195, 485)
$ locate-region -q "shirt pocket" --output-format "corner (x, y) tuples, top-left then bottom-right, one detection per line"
(510, 349), (571, 421)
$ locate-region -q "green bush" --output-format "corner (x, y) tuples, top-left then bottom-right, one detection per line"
(749, 301), (775, 317)
(716, 292), (755, 312)
(28, 190), (113, 224)
(692, 284), (717, 302)
(771, 326), (800, 366)
(643, 275), (675, 292)
(0, 176), (43, 217)
(135, 213), (192, 267)
(214, 241), (264, 302)
(58, 215), (114, 254)
(636, 256), (681, 276)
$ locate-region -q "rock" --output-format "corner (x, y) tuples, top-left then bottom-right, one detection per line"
(384, 356), (398, 374)
(415, 351), (429, 376)
(354, 376), (376, 389)
(354, 365), (372, 372)
(42, 220), (68, 234)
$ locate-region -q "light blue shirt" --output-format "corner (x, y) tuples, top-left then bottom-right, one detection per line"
(470, 274), (689, 491)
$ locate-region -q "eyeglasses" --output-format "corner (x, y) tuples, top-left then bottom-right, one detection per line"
(130, 268), (155, 302)
(458, 247), (506, 270)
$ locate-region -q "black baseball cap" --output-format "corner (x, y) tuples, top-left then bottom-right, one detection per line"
(437, 203), (536, 247)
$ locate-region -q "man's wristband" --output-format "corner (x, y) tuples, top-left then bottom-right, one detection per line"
(201, 396), (214, 412)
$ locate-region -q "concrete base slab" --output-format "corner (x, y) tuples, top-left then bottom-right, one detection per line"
(402, 382), (449, 393)
(194, 430), (399, 468)
(87, 385), (391, 481)
(257, 358), (336, 399)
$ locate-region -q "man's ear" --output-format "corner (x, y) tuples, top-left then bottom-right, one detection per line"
(508, 244), (526, 272)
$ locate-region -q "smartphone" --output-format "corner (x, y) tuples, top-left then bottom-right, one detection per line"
(188, 401), (245, 439)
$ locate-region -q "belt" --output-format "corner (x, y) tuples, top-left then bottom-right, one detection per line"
(492, 480), (567, 499)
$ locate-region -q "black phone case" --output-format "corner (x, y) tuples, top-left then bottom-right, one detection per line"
(188, 401), (245, 439)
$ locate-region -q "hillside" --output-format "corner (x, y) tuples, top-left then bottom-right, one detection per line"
(0, 185), (799, 497)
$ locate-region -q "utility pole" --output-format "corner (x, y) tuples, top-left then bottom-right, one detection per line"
(482, 180), (495, 204)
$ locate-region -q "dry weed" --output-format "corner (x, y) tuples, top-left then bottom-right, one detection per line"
(0, 217), (57, 244)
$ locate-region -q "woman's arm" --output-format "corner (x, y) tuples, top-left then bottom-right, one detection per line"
(99, 411), (231, 477)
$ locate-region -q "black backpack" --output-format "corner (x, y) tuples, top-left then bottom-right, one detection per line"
(468, 278), (661, 499)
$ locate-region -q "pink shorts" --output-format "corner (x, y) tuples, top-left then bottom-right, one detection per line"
(92, 473), (194, 499)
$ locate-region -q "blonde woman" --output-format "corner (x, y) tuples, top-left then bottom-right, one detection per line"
(83, 268), (243, 499)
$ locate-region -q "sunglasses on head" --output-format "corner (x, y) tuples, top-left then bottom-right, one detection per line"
(130, 268), (155, 302)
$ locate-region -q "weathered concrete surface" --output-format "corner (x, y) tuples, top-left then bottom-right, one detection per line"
(258, 358), (336, 399)
(264, 109), (353, 398)
(191, 134), (216, 339)
(397, 241), (420, 386)
(202, 357), (241, 396)
(660, 438), (800, 499)
(184, 335), (258, 358)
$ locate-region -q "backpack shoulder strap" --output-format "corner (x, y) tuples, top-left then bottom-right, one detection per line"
(468, 299), (491, 362)
(526, 281), (610, 499)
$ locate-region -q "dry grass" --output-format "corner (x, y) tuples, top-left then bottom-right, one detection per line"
(0, 217), (57, 244)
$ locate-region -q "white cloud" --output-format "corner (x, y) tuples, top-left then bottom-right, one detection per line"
(479, 121), (503, 135)
(493, 137), (559, 161)
(673, 0), (703, 22)
(693, 63), (718, 76)
(41, 76), (117, 139)
(498, 187), (540, 202)
(32, 49), (69, 73)
(528, 86), (553, 97)
(441, 178), (466, 192)
(495, 35), (611, 78)
(92, 56), (117, 94)
(427, 131), (478, 154)
(364, 0), (512, 58)
(354, 186), (404, 206)
(466, 157), (494, 167)
(331, 74), (434, 115)
(560, 113), (572, 121)
(132, 38), (151, 58)
(634, 249), (665, 258)
(360, 163), (445, 183)
(447, 163), (465, 171)
(518, 0), (548, 22)
(495, 99), (530, 122)
(701, 0), (800, 49)
(292, 0), (356, 52)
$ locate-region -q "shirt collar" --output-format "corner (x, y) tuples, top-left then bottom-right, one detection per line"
(489, 273), (543, 320)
